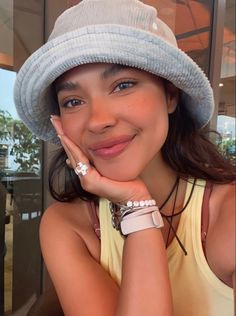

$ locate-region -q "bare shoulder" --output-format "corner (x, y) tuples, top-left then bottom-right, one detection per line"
(206, 182), (235, 287)
(39, 200), (118, 315)
(210, 182), (235, 229)
(40, 199), (100, 262)
(41, 199), (91, 233)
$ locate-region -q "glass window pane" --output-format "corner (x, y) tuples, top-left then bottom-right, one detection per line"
(0, 1), (44, 314)
(217, 0), (236, 164)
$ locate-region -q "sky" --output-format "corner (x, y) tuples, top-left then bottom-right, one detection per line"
(0, 68), (18, 118)
(217, 115), (235, 137)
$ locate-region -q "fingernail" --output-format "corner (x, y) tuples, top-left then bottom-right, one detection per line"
(57, 134), (61, 139)
(50, 115), (60, 122)
(50, 114), (58, 119)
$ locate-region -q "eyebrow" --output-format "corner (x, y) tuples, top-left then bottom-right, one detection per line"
(55, 64), (131, 94)
(100, 64), (130, 80)
(55, 81), (80, 95)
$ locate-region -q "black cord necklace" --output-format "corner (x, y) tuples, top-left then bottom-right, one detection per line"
(165, 177), (179, 248)
(159, 177), (196, 256)
(159, 176), (180, 210)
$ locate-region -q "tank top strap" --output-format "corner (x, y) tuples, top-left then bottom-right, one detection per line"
(201, 182), (213, 254)
(87, 201), (101, 239)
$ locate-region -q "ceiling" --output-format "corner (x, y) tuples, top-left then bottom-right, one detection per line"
(0, 1), (235, 69)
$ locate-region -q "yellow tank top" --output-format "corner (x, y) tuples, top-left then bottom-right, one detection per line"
(99, 179), (234, 316)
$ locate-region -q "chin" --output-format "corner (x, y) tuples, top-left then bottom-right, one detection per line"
(96, 164), (140, 182)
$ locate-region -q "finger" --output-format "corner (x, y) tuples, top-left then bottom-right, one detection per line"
(50, 116), (88, 167)
(59, 134), (89, 166)
(59, 136), (77, 167)
(50, 117), (78, 167)
(66, 158), (73, 168)
(50, 116), (64, 136)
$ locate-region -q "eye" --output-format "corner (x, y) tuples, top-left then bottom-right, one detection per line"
(61, 98), (85, 108)
(113, 81), (136, 93)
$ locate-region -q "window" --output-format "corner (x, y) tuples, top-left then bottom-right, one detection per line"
(217, 0), (235, 164)
(0, 1), (44, 314)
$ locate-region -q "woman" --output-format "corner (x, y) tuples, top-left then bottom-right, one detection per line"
(14, 1), (235, 315)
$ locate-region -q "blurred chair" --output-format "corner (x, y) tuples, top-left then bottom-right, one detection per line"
(11, 178), (42, 314)
(13, 178), (41, 220)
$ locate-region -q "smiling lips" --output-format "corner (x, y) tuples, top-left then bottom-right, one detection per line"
(89, 135), (135, 159)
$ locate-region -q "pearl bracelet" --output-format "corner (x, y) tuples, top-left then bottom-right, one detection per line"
(119, 199), (156, 210)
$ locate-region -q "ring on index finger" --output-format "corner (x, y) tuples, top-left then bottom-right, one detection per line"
(74, 161), (89, 177)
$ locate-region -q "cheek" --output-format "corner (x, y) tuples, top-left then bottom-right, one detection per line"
(60, 115), (83, 146)
(139, 103), (169, 160)
(138, 98), (169, 135)
(152, 114), (169, 150)
(135, 91), (168, 117)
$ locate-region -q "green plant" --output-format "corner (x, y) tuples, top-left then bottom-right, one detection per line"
(217, 137), (236, 166)
(0, 109), (13, 141)
(0, 109), (41, 172)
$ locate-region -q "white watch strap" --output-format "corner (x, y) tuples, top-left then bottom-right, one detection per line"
(120, 210), (164, 235)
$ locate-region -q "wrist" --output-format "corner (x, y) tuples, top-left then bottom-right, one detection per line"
(109, 199), (164, 236)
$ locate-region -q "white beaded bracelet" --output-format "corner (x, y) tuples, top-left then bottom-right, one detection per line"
(123, 199), (156, 209)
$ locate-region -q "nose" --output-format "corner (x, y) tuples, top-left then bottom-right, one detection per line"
(87, 97), (117, 134)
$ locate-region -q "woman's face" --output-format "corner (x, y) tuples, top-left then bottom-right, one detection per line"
(55, 63), (178, 181)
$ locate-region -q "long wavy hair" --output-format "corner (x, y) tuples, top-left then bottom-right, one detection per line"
(49, 78), (236, 202)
